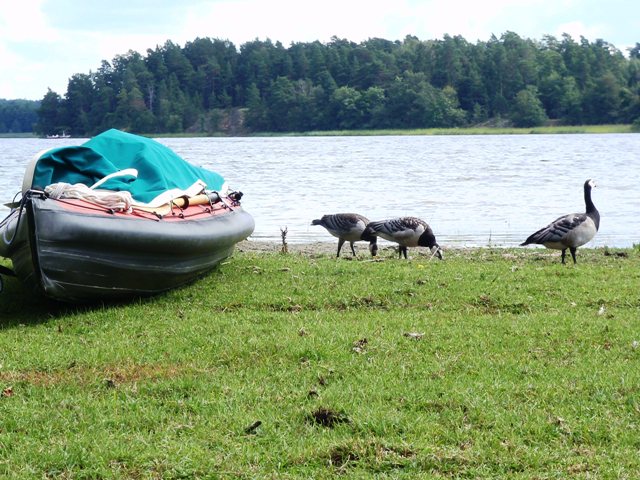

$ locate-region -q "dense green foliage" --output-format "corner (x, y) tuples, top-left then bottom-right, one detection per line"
(1, 247), (639, 477)
(8, 32), (640, 136)
(0, 99), (39, 133)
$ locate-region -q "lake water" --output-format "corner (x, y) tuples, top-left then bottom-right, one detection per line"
(1, 134), (639, 248)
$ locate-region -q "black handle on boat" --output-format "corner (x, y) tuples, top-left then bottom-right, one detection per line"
(206, 191), (242, 205)
(229, 191), (243, 202)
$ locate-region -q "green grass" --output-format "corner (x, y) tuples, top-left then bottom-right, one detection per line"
(293, 124), (634, 136)
(1, 247), (640, 478)
(152, 124), (633, 137)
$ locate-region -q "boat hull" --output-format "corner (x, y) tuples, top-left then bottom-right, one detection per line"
(1, 195), (254, 301)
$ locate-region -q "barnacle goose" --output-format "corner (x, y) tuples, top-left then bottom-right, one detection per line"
(363, 216), (443, 259)
(311, 213), (378, 257)
(520, 179), (600, 264)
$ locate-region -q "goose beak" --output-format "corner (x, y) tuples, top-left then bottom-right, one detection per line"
(369, 241), (378, 257)
(431, 245), (443, 260)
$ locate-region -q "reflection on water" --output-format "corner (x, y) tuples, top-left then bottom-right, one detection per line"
(1, 134), (639, 247)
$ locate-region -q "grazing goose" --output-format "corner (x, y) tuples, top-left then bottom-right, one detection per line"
(363, 216), (443, 259)
(520, 179), (600, 264)
(311, 213), (378, 257)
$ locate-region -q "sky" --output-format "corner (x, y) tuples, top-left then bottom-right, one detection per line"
(1, 0), (638, 101)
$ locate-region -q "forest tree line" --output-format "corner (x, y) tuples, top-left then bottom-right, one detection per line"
(2, 31), (640, 136)
(0, 99), (39, 134)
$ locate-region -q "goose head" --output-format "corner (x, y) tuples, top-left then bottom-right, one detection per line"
(361, 231), (378, 257)
(430, 245), (444, 260)
(369, 240), (378, 257)
(583, 179), (599, 221)
(418, 228), (442, 260)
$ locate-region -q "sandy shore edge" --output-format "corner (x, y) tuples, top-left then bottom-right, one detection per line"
(235, 239), (620, 261)
(236, 239), (344, 255)
(235, 239), (513, 258)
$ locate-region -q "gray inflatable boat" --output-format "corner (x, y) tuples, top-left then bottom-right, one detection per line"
(0, 130), (255, 302)
(0, 191), (254, 302)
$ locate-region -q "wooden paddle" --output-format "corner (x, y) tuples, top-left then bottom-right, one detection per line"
(133, 191), (228, 216)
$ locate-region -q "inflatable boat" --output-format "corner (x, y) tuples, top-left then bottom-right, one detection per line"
(0, 129), (254, 302)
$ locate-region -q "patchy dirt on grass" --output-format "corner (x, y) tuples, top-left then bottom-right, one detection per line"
(308, 407), (351, 428)
(0, 363), (205, 387)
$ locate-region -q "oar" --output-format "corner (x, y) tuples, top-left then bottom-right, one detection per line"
(133, 191), (225, 216)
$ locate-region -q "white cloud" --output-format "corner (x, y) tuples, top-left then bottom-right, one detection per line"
(182, 0), (398, 45)
(0, 0), (55, 42)
(181, 0), (552, 46)
(1, 0), (638, 100)
(554, 21), (604, 42)
(0, 0), (61, 98)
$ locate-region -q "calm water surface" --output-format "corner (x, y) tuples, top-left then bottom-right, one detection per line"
(1, 134), (638, 247)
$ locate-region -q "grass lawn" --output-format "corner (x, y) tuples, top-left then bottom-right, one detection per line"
(281, 124), (635, 136)
(1, 246), (639, 478)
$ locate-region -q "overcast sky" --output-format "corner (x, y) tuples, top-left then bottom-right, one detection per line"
(1, 0), (638, 100)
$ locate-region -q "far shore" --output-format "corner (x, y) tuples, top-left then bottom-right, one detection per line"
(1, 124), (635, 139)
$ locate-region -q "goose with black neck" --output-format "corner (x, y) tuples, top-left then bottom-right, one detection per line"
(520, 179), (600, 264)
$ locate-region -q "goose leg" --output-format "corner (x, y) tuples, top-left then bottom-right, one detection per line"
(350, 242), (357, 256)
(561, 249), (567, 264)
(336, 239), (345, 258)
(570, 247), (578, 264)
(401, 246), (408, 259)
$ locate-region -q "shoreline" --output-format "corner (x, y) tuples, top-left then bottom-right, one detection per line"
(236, 239), (344, 256)
(0, 124), (634, 140)
(235, 239), (634, 260)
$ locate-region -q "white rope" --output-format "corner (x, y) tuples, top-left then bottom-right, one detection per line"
(44, 183), (134, 213)
(90, 168), (138, 189)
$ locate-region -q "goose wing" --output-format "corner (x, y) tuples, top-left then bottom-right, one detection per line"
(312, 213), (369, 240)
(337, 214), (369, 234)
(521, 213), (588, 245)
(366, 217), (426, 244)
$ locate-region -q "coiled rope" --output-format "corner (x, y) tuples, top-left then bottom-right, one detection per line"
(44, 183), (135, 213)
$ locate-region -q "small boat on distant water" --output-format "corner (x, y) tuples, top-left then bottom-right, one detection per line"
(0, 129), (254, 302)
(46, 131), (71, 139)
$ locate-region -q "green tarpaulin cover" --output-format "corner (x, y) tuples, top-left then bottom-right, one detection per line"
(31, 129), (226, 204)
